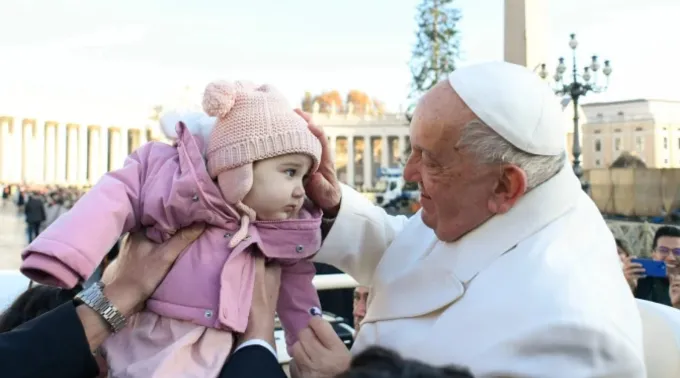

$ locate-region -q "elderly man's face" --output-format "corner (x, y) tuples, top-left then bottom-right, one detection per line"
(353, 286), (369, 331)
(404, 82), (515, 242)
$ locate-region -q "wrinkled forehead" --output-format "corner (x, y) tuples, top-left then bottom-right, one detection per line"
(410, 82), (476, 153)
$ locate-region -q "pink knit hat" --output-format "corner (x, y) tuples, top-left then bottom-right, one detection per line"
(202, 80), (321, 224)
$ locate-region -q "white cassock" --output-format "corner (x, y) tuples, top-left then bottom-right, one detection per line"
(315, 167), (645, 377)
(315, 62), (646, 378)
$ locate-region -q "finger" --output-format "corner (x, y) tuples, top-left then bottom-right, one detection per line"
(291, 342), (312, 368)
(308, 316), (344, 349)
(297, 327), (324, 360)
(294, 108), (312, 123)
(307, 124), (332, 167)
(162, 223), (206, 262)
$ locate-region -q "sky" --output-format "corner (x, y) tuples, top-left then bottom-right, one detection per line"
(0, 0), (679, 125)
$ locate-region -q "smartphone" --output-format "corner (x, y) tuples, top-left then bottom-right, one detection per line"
(631, 258), (667, 278)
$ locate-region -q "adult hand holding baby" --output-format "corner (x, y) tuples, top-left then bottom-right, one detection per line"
(100, 224), (206, 315)
(295, 109), (342, 218)
(77, 223), (206, 352)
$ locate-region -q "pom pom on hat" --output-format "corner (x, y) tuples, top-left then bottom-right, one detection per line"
(203, 81), (237, 118)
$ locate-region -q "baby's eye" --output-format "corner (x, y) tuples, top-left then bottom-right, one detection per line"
(285, 169), (297, 177)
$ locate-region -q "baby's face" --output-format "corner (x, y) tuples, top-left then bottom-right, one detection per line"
(242, 153), (313, 220)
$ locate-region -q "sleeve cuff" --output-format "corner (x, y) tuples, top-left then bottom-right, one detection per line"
(234, 339), (277, 358)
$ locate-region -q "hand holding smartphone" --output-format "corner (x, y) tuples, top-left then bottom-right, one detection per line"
(630, 258), (667, 278)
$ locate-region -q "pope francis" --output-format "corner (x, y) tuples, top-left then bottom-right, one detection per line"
(294, 61), (645, 377)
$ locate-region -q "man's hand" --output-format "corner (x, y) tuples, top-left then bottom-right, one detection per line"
(237, 256), (282, 350)
(78, 223), (205, 352)
(670, 274), (680, 309)
(295, 109), (342, 217)
(290, 317), (351, 378)
(101, 223), (206, 315)
(622, 256), (645, 291)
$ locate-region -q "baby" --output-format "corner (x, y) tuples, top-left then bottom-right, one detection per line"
(21, 80), (324, 377)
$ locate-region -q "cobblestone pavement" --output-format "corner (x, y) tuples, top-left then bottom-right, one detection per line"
(0, 206), (26, 270)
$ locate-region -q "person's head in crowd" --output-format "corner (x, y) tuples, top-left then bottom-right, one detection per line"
(615, 238), (631, 262)
(651, 226), (680, 272)
(0, 284), (82, 333)
(0, 284), (110, 377)
(335, 346), (474, 378)
(353, 286), (369, 332)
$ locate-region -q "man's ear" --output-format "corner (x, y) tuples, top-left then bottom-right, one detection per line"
(487, 165), (527, 214)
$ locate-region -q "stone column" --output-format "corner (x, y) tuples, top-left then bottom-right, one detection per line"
(44, 124), (57, 183)
(12, 118), (24, 183)
(55, 123), (68, 185)
(504, 0), (549, 70)
(88, 127), (100, 184)
(381, 135), (389, 169)
(399, 135), (407, 163)
(77, 125), (88, 186)
(109, 128), (122, 170)
(66, 125), (79, 185)
(117, 128), (129, 169)
(0, 119), (10, 182)
(138, 127), (148, 146)
(22, 121), (33, 183)
(328, 135), (337, 165)
(363, 135), (372, 189)
(33, 120), (46, 183)
(99, 126), (109, 176)
(347, 136), (355, 187)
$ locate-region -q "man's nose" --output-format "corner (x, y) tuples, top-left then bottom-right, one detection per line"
(403, 157), (420, 183)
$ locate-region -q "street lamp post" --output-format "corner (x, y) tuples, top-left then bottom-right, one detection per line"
(539, 34), (612, 193)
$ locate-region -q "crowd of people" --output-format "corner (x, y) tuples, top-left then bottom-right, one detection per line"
(2, 184), (85, 243)
(1, 61), (680, 377)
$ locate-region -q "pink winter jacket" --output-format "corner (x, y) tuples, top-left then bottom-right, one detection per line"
(21, 123), (322, 350)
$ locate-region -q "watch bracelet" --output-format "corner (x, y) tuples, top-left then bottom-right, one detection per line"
(76, 282), (127, 333)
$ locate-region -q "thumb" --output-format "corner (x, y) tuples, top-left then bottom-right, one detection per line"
(308, 316), (341, 349)
(163, 223), (206, 259)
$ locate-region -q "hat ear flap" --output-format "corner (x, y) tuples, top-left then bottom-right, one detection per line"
(216, 164), (253, 205)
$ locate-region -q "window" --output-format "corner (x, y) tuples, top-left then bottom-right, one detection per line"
(635, 136), (644, 153)
(663, 137), (668, 149)
(614, 137), (622, 152)
(677, 138), (680, 150)
(594, 139), (602, 152)
(595, 159), (601, 167)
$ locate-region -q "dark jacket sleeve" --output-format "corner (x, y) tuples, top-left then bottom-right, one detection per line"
(0, 302), (100, 378)
(218, 344), (287, 378)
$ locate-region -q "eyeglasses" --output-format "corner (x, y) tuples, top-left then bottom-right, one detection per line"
(655, 246), (680, 257)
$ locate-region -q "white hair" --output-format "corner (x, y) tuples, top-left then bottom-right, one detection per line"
(457, 120), (565, 190)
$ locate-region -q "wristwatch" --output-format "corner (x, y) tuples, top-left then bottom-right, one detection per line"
(74, 281), (128, 333)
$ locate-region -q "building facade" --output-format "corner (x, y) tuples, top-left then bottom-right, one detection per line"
(313, 111), (410, 189)
(581, 99), (680, 169)
(0, 116), (164, 187)
(0, 110), (410, 189)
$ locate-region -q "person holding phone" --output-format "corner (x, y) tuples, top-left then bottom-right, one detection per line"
(624, 226), (680, 306)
